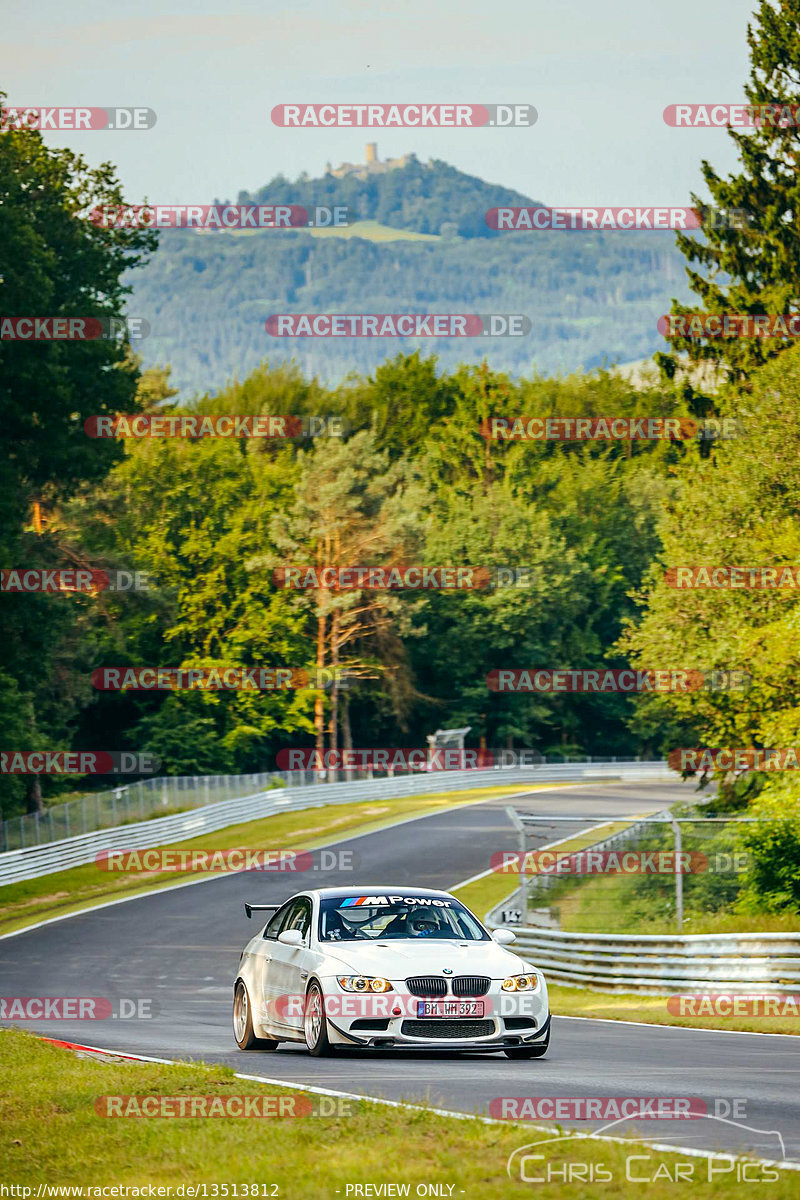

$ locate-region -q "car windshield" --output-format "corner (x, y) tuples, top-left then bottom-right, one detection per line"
(318, 894), (489, 942)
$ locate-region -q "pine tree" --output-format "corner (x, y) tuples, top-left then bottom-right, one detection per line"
(659, 0), (800, 385)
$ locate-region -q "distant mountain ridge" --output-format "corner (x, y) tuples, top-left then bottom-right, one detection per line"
(130, 155), (691, 396)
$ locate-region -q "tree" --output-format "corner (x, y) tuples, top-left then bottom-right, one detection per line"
(622, 343), (800, 782)
(263, 431), (424, 764)
(0, 95), (156, 813)
(337, 352), (456, 461)
(658, 0), (800, 385)
(66, 372), (318, 775)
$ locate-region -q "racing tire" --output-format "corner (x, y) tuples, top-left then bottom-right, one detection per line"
(233, 979), (279, 1051)
(504, 1030), (550, 1059)
(304, 981), (334, 1057)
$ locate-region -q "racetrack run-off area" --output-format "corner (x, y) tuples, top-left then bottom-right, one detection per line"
(2, 780), (799, 1165)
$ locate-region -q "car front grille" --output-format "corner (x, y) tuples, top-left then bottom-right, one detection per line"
(451, 975), (490, 997)
(405, 976), (447, 997)
(401, 1019), (495, 1040)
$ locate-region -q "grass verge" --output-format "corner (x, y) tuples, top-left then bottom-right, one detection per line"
(548, 984), (800, 1037)
(0, 783), (558, 938)
(0, 1030), (789, 1195)
(452, 819), (636, 925)
(555, 872), (800, 936)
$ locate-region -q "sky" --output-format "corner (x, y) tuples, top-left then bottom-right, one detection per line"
(3, 0), (759, 207)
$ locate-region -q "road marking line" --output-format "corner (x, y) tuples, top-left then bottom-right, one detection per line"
(555, 1013), (800, 1038)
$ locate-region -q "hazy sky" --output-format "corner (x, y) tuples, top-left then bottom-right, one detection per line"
(4, 0), (759, 207)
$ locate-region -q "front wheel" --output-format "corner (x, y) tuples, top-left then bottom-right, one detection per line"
(504, 1030), (550, 1059)
(233, 980), (279, 1051)
(304, 982), (334, 1057)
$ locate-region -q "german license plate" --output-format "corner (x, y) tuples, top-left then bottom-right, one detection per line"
(416, 1000), (485, 1018)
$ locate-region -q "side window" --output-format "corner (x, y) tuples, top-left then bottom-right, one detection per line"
(287, 898), (311, 939)
(264, 901), (292, 940)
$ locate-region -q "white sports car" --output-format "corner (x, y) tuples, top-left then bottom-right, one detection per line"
(232, 886), (550, 1057)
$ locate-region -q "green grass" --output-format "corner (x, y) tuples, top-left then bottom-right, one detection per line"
(549, 984), (800, 1036)
(556, 873), (800, 936)
(1, 1030), (790, 1195)
(226, 219), (440, 242)
(0, 783), (561, 937)
(452, 820), (637, 924)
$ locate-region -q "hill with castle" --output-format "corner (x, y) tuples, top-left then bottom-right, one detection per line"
(233, 144), (539, 238)
(325, 141), (418, 179)
(128, 150), (692, 393)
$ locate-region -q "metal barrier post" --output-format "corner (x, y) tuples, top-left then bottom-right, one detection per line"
(670, 816), (683, 932)
(505, 805), (528, 920)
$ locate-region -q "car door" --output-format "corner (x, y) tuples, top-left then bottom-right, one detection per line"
(257, 900), (295, 1032)
(264, 896), (315, 1035)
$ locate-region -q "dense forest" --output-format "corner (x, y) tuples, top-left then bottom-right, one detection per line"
(1, 350), (694, 813)
(3, 0), (800, 918)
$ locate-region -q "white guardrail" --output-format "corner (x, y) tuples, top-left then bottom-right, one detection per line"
(497, 924), (800, 994)
(0, 761), (670, 889)
(485, 812), (800, 994)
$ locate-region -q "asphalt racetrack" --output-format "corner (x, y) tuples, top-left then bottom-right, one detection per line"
(2, 780), (799, 1165)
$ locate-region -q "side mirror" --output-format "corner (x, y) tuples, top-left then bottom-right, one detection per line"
(278, 928), (304, 947)
(492, 928), (516, 945)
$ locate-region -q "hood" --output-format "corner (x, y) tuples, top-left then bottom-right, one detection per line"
(322, 937), (531, 978)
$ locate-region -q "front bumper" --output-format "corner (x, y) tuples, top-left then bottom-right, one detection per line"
(327, 1013), (551, 1051)
(321, 980), (550, 1050)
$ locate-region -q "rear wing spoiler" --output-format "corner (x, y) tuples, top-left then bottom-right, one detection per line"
(244, 902), (281, 920)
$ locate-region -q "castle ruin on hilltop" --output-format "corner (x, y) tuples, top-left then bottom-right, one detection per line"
(325, 143), (432, 180)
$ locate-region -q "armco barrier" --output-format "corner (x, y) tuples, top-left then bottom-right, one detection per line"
(485, 813), (800, 994)
(0, 755), (663, 853)
(497, 925), (800, 994)
(0, 761), (670, 888)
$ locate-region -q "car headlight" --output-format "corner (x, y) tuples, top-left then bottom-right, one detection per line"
(501, 973), (539, 991)
(337, 976), (394, 993)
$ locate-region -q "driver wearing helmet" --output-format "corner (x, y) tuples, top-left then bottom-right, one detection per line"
(407, 910), (440, 938)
